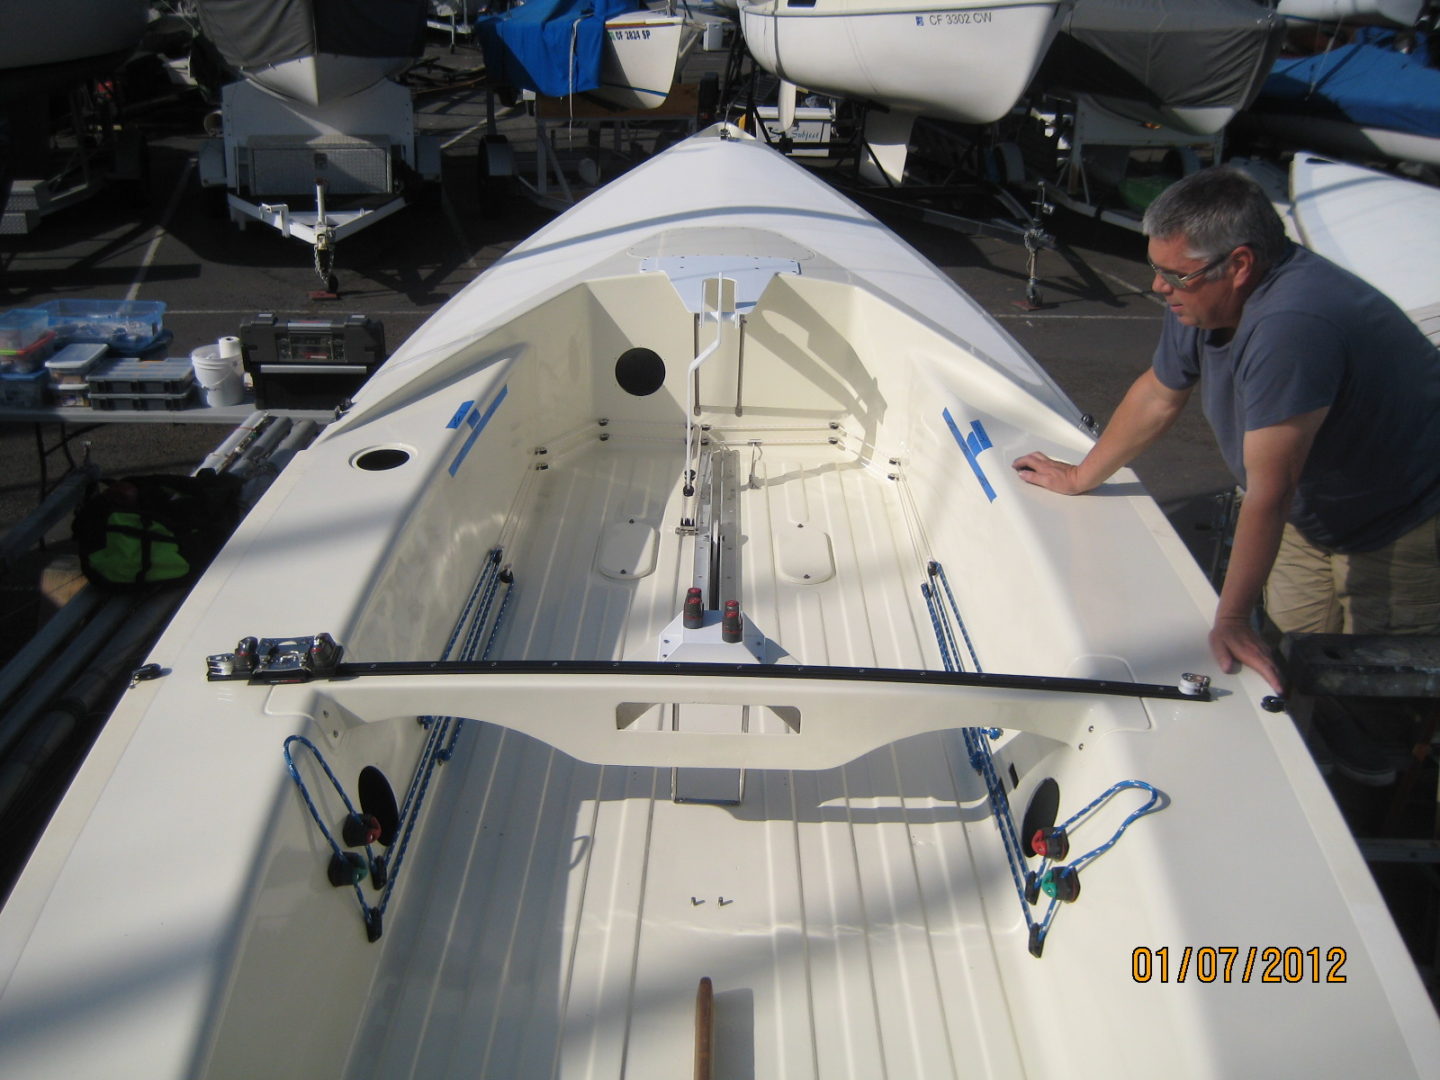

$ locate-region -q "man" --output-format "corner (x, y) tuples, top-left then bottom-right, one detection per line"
(1012, 165), (1440, 699)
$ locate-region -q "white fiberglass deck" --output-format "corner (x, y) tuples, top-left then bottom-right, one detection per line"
(346, 430), (1024, 1077)
(492, 433), (936, 669)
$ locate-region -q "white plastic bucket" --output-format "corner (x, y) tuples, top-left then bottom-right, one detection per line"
(190, 343), (243, 407)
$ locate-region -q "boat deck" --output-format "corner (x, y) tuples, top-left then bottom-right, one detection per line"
(352, 719), (1017, 1078)
(345, 428), (1025, 1077)
(493, 430), (939, 671)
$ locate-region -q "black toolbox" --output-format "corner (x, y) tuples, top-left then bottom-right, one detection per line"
(240, 313), (386, 410)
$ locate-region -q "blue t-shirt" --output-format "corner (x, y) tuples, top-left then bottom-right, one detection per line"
(1152, 244), (1440, 552)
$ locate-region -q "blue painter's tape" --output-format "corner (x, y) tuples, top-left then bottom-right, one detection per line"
(966, 420), (992, 456)
(447, 400), (475, 429)
(448, 385), (509, 477)
(943, 408), (996, 502)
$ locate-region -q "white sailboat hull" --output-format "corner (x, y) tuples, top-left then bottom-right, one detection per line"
(594, 12), (686, 109)
(738, 0), (1063, 125)
(0, 126), (1436, 1078)
(1290, 152), (1440, 343)
(241, 54), (417, 110)
(1276, 0), (1426, 26)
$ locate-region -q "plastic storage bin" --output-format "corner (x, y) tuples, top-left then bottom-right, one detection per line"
(39, 299), (166, 355)
(0, 369), (51, 408)
(88, 388), (194, 411)
(46, 343), (109, 406)
(88, 357), (195, 396)
(0, 331), (57, 373)
(0, 308), (48, 351)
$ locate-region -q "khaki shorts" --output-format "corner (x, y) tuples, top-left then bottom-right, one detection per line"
(1264, 513), (1440, 636)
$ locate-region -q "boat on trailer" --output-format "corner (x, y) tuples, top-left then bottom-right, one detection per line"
(1020, 0), (1285, 233)
(738, 0), (1066, 182)
(193, 0), (442, 295)
(1, 125), (1437, 1078)
(475, 0), (688, 111)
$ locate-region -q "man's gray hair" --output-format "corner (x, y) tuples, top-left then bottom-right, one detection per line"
(1142, 166), (1290, 272)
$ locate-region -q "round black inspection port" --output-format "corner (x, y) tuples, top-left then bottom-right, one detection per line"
(615, 347), (666, 396)
(354, 447), (411, 471)
(358, 766), (401, 846)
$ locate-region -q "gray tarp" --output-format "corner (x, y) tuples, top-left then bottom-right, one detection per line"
(197, 0), (426, 72)
(1037, 0), (1286, 111)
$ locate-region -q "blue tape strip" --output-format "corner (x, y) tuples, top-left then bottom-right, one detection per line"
(447, 400), (475, 429)
(943, 408), (996, 502)
(448, 385), (509, 477)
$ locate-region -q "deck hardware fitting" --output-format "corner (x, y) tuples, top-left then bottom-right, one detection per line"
(128, 663), (164, 688)
(683, 587), (704, 628)
(1179, 672), (1211, 697)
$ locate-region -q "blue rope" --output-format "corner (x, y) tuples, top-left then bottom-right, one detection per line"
(283, 546), (520, 939)
(375, 716), (455, 920)
(441, 548), (501, 662)
(920, 583), (955, 673)
(931, 561), (980, 673)
(284, 735), (377, 923)
(923, 560), (1162, 957)
(458, 563), (503, 661)
(481, 577), (514, 662)
(1054, 780), (1161, 874)
(924, 565), (1042, 935)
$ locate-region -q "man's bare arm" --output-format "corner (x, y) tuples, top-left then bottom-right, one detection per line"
(1012, 369), (1192, 495)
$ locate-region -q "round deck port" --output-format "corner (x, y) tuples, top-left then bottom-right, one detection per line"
(352, 446), (412, 471)
(615, 347), (666, 396)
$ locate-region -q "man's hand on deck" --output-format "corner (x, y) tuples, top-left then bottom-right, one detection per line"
(1011, 452), (1090, 496)
(1209, 615), (1284, 695)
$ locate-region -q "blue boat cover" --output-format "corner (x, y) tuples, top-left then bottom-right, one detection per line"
(1259, 29), (1440, 138)
(476, 0), (641, 98)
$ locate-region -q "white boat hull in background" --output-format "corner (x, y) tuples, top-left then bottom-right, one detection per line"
(739, 0), (1062, 125)
(241, 54), (419, 109)
(740, 0), (1062, 182)
(595, 12), (686, 109)
(1289, 152), (1440, 344)
(1245, 111), (1440, 169)
(1276, 0), (1426, 26)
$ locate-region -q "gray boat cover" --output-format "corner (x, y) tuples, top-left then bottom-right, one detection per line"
(196, 0), (426, 72)
(1037, 0), (1286, 113)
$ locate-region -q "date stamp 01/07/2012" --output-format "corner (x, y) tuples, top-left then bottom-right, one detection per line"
(1132, 946), (1348, 984)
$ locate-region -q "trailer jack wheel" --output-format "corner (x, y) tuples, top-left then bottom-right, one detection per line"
(311, 245), (340, 301)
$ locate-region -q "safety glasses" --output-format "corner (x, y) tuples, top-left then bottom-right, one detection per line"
(1148, 251), (1231, 290)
